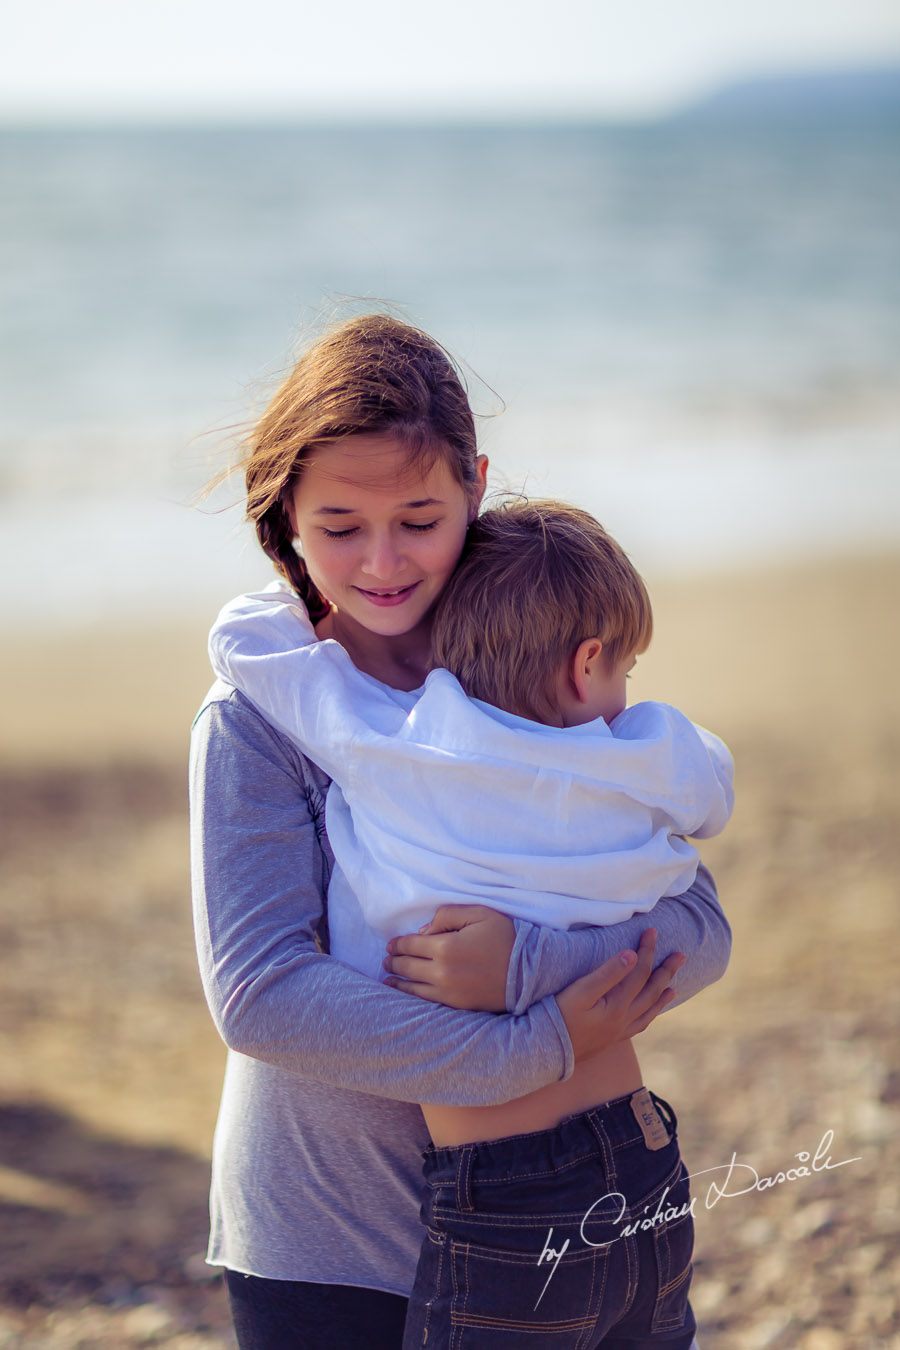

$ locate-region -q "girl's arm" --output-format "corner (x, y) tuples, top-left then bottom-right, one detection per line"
(190, 687), (671, 1107)
(505, 867), (729, 1013)
(384, 869), (730, 1015)
(385, 707), (733, 1013)
(511, 707), (732, 1011)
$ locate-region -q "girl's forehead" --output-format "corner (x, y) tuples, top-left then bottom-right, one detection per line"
(298, 435), (456, 501)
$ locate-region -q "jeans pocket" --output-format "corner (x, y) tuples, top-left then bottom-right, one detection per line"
(433, 1230), (611, 1348)
(649, 1161), (695, 1334)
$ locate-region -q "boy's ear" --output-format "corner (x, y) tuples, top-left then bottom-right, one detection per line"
(571, 637), (604, 703)
(468, 455), (489, 521)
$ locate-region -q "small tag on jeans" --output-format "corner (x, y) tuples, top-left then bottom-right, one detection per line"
(630, 1088), (669, 1151)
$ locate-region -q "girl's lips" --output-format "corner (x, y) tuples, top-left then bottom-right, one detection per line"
(354, 582), (421, 608)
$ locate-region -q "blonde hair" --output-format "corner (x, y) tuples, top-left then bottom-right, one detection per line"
(244, 314), (480, 619)
(432, 499), (653, 722)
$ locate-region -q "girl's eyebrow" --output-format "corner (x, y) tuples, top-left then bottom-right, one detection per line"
(313, 498), (444, 515)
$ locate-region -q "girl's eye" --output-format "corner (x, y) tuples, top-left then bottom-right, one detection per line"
(321, 520), (438, 540)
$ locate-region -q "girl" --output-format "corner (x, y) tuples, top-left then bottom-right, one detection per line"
(189, 313), (730, 1349)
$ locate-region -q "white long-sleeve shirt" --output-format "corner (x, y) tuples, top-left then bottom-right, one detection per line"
(209, 581), (734, 982)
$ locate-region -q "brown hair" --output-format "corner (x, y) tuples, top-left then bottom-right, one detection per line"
(432, 499), (653, 722)
(244, 313), (480, 620)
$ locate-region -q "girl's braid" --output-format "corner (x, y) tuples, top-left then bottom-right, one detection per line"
(257, 503), (331, 624)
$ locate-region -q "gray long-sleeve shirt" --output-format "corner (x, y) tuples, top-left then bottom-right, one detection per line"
(189, 682), (731, 1294)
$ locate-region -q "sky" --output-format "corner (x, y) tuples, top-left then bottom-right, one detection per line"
(4, 0), (900, 122)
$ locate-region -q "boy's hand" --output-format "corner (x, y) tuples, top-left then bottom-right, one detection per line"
(556, 929), (684, 1062)
(383, 905), (516, 1012)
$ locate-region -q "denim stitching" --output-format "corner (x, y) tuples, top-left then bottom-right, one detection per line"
(451, 1310), (597, 1332)
(454, 1145), (475, 1213)
(649, 1164), (694, 1334)
(575, 1233), (608, 1350)
(437, 1148), (607, 1190)
(463, 1145), (475, 1213)
(421, 1228), (444, 1349)
(447, 1242), (604, 1267)
(590, 1110), (639, 1336)
(652, 1261), (694, 1334)
(658, 1256), (693, 1301)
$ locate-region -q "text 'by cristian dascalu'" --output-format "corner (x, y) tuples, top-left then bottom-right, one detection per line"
(534, 1129), (860, 1308)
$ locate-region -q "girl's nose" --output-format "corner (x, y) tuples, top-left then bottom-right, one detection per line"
(361, 531), (404, 580)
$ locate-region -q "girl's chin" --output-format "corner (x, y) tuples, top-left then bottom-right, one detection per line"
(339, 593), (432, 637)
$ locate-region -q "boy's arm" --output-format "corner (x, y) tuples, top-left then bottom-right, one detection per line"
(209, 582), (400, 783)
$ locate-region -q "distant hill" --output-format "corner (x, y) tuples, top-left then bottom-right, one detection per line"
(673, 66), (900, 124)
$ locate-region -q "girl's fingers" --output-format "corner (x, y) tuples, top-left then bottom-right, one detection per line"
(597, 930), (657, 1009)
(386, 929), (684, 1026)
(623, 951), (685, 1018)
(603, 932), (684, 1023)
(566, 949), (638, 1009)
(622, 986), (676, 1037)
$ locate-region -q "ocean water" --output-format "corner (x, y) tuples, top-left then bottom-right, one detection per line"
(1, 121), (898, 627)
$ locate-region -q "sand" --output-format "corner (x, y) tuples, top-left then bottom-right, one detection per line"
(1, 553), (898, 1348)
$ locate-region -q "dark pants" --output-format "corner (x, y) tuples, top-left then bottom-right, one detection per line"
(402, 1090), (697, 1349)
(225, 1270), (408, 1349)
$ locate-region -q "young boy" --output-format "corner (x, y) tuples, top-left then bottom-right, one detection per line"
(209, 500), (729, 1347)
(210, 500), (731, 977)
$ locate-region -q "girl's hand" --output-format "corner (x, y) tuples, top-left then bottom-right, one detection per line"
(383, 905), (516, 1012)
(557, 929), (684, 1063)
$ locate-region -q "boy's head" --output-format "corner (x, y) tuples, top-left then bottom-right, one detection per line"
(431, 499), (653, 726)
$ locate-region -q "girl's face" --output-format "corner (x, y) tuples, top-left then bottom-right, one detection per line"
(291, 433), (487, 640)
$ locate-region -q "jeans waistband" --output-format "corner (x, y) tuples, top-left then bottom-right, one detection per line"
(423, 1087), (678, 1200)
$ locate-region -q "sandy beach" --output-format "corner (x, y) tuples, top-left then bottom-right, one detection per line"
(1, 552), (898, 1349)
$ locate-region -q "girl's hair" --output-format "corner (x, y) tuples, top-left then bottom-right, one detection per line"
(431, 499), (653, 723)
(244, 314), (480, 620)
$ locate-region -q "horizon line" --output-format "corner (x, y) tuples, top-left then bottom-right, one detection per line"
(2, 58), (899, 130)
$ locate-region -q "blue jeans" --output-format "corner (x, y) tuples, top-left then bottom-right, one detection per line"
(402, 1089), (696, 1349)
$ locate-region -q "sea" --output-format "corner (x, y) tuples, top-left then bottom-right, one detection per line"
(1, 119), (898, 628)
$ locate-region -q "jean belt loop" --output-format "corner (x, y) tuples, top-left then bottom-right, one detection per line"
(584, 1106), (607, 1149)
(650, 1092), (678, 1136)
(454, 1144), (476, 1213)
(584, 1107), (616, 1177)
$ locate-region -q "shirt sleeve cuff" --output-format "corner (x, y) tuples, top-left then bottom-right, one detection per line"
(541, 993), (575, 1082)
(505, 917), (532, 1013)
